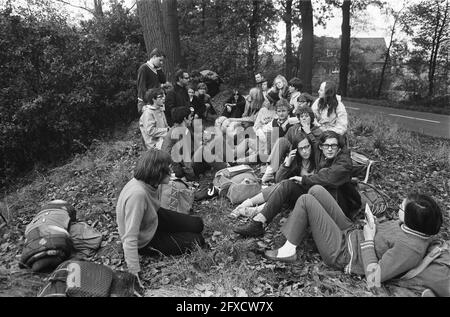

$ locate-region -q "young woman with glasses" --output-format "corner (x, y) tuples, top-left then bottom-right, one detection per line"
(233, 130), (361, 238)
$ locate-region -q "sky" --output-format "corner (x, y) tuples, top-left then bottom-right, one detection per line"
(3, 0), (417, 49)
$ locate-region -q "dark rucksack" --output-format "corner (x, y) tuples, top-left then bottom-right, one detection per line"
(37, 260), (140, 297)
(21, 201), (77, 272)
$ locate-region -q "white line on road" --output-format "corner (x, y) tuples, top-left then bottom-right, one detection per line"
(346, 106), (360, 110)
(388, 114), (440, 124)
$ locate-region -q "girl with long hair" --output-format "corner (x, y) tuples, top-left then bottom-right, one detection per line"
(311, 81), (348, 136)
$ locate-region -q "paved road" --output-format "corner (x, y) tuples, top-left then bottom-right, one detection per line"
(344, 100), (450, 139)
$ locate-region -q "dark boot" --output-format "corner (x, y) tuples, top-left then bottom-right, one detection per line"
(233, 220), (264, 237)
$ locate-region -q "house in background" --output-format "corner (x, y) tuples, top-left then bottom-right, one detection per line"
(311, 36), (387, 90)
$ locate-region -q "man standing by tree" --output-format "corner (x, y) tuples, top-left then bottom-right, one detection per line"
(165, 69), (191, 126)
(137, 48), (167, 114)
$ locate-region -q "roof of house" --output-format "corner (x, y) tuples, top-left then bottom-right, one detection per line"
(318, 36), (387, 64)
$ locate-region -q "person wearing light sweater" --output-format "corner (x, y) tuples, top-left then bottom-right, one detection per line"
(116, 149), (205, 281)
(264, 185), (442, 292)
(311, 81), (348, 136)
(139, 88), (169, 150)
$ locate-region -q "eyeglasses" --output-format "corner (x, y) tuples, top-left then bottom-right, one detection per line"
(298, 144), (311, 152)
(320, 143), (339, 150)
(156, 95), (165, 99)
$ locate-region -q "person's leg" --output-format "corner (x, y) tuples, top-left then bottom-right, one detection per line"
(142, 230), (205, 256)
(281, 191), (348, 266)
(259, 180), (307, 224)
(233, 180), (307, 237)
(156, 208), (204, 233)
(268, 137), (291, 172)
(307, 185), (353, 230)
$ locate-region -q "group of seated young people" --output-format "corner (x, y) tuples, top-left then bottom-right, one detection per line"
(119, 70), (444, 295)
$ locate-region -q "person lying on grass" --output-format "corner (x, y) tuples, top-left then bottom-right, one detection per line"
(230, 131), (316, 218)
(116, 149), (205, 285)
(264, 185), (442, 292)
(233, 131), (361, 238)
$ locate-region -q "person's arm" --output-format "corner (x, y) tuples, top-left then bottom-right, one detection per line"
(137, 65), (147, 103)
(302, 151), (352, 187)
(360, 239), (424, 287)
(121, 193), (147, 274)
(142, 110), (168, 138)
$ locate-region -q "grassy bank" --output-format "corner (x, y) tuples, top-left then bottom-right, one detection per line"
(0, 99), (449, 297)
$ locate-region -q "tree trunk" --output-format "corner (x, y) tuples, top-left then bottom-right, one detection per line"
(299, 0), (314, 93)
(284, 0), (293, 79)
(137, 0), (182, 81)
(201, 0), (207, 32)
(377, 13), (399, 98)
(247, 0), (259, 82)
(339, 0), (351, 97)
(427, 0), (448, 97)
(94, 0), (103, 17)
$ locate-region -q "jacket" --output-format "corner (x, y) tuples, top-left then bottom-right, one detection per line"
(139, 104), (168, 150)
(301, 148), (361, 218)
(165, 84), (190, 126)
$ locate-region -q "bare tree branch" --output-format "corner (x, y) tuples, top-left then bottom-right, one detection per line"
(55, 0), (95, 16)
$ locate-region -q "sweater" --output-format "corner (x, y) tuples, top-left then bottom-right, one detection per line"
(137, 63), (166, 102)
(139, 104), (168, 150)
(311, 97), (348, 135)
(223, 95), (246, 118)
(165, 84), (190, 126)
(254, 107), (277, 131)
(116, 178), (161, 274)
(345, 221), (431, 286)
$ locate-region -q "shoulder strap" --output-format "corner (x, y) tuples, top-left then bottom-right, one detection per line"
(401, 240), (448, 280)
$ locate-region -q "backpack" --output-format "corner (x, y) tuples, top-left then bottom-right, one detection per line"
(37, 260), (140, 297)
(20, 201), (77, 272)
(356, 181), (388, 218)
(212, 165), (262, 204)
(160, 179), (195, 214)
(351, 151), (375, 184)
(392, 239), (450, 297)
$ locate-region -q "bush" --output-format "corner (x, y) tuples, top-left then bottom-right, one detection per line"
(0, 8), (146, 188)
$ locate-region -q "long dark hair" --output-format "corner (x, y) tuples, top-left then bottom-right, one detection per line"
(291, 134), (315, 173)
(318, 82), (339, 117)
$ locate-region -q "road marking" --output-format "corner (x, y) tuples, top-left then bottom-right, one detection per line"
(346, 106), (360, 110)
(388, 114), (440, 124)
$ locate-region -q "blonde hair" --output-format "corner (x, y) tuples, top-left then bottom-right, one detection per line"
(273, 75), (289, 98)
(243, 87), (264, 116)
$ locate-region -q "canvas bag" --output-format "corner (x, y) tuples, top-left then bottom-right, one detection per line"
(213, 165), (261, 204)
(37, 260), (140, 297)
(356, 181), (388, 218)
(21, 201), (77, 272)
(392, 240), (450, 297)
(351, 151), (375, 183)
(160, 179), (195, 214)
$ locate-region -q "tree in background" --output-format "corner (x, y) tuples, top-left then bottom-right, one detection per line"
(137, 0), (182, 81)
(404, 0), (449, 97)
(377, 4), (405, 98)
(298, 0), (314, 94)
(177, 0), (277, 85)
(338, 0), (350, 96)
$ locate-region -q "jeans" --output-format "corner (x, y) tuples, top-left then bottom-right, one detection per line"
(260, 179), (309, 223)
(139, 208), (205, 256)
(282, 185), (352, 267)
